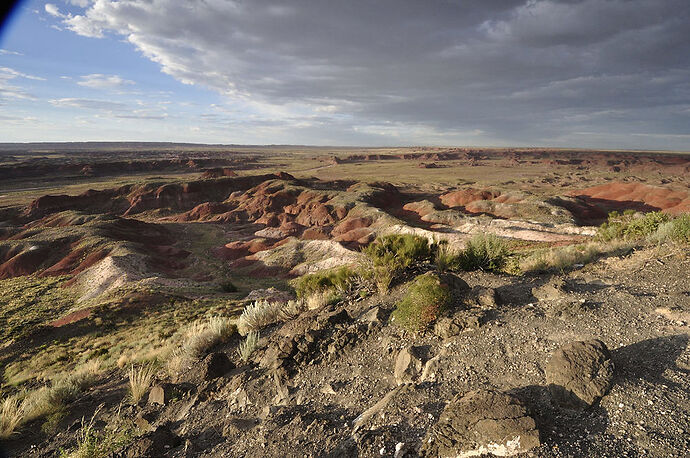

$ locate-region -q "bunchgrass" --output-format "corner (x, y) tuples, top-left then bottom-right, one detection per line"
(237, 331), (260, 363)
(128, 364), (155, 404)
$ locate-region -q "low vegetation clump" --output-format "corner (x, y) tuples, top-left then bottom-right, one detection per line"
(362, 234), (434, 293)
(128, 363), (155, 404)
(598, 210), (670, 241)
(182, 316), (235, 358)
(519, 241), (631, 273)
(455, 233), (510, 272)
(434, 241), (460, 272)
(651, 213), (690, 243)
(0, 360), (103, 438)
(237, 331), (260, 362)
(236, 300), (283, 336)
(363, 234), (434, 271)
(0, 394), (23, 439)
(219, 280), (238, 293)
(61, 408), (138, 458)
(291, 266), (359, 298)
(392, 272), (451, 332)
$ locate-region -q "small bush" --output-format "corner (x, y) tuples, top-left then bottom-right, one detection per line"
(277, 299), (306, 321)
(291, 267), (358, 298)
(237, 331), (260, 362)
(435, 242), (460, 272)
(392, 273), (451, 332)
(236, 300), (283, 336)
(128, 364), (155, 404)
(0, 394), (23, 439)
(456, 234), (509, 271)
(598, 211), (670, 241)
(305, 289), (340, 310)
(182, 316), (235, 357)
(651, 213), (690, 243)
(520, 241), (631, 273)
(363, 234), (434, 271)
(220, 280), (238, 293)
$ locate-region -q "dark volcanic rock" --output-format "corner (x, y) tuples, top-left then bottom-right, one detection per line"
(125, 425), (181, 457)
(421, 389), (540, 457)
(200, 352), (235, 381)
(545, 339), (615, 409)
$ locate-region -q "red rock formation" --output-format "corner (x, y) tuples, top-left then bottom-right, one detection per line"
(569, 182), (690, 215)
(440, 188), (501, 208)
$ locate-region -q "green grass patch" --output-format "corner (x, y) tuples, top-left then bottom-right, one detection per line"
(598, 211), (670, 241)
(291, 266), (359, 298)
(392, 272), (451, 332)
(455, 234), (510, 272)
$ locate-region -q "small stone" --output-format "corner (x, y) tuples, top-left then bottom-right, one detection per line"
(532, 277), (567, 302)
(394, 345), (424, 385)
(320, 383), (337, 395)
(475, 286), (497, 309)
(148, 385), (168, 406)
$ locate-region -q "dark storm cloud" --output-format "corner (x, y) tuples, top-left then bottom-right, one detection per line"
(57, 0), (690, 147)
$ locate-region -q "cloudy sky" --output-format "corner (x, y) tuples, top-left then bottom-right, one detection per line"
(0, 0), (689, 148)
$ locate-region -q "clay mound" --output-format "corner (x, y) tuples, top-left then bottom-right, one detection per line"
(402, 200), (436, 218)
(569, 182), (690, 215)
(440, 188), (501, 207)
(23, 172), (294, 220)
(0, 245), (50, 279)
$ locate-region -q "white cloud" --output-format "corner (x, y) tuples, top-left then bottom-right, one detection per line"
(49, 97), (129, 111)
(44, 3), (66, 18)
(0, 49), (23, 56)
(34, 0), (690, 147)
(77, 73), (135, 89)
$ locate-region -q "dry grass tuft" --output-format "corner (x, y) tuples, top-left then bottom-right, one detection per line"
(128, 364), (155, 404)
(182, 316), (235, 358)
(22, 360), (103, 423)
(237, 331), (260, 362)
(520, 241), (631, 273)
(278, 299), (306, 321)
(0, 394), (24, 439)
(236, 300), (282, 335)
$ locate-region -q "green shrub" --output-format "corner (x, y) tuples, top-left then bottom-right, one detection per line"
(362, 234), (434, 293)
(392, 273), (451, 332)
(219, 280), (238, 293)
(363, 234), (434, 271)
(291, 266), (358, 298)
(456, 234), (509, 271)
(519, 241), (631, 273)
(652, 213), (690, 243)
(435, 241), (460, 272)
(598, 211), (670, 241)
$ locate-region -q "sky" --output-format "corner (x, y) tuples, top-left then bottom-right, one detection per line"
(0, 0), (688, 149)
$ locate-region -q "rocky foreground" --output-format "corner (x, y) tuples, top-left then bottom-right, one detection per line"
(3, 244), (687, 457)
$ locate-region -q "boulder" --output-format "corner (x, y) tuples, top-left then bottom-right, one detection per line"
(394, 345), (424, 385)
(200, 352), (234, 381)
(545, 339), (614, 409)
(421, 390), (540, 457)
(532, 277), (567, 302)
(125, 425), (181, 457)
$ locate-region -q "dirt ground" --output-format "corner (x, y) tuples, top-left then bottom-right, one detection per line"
(4, 245), (687, 457)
